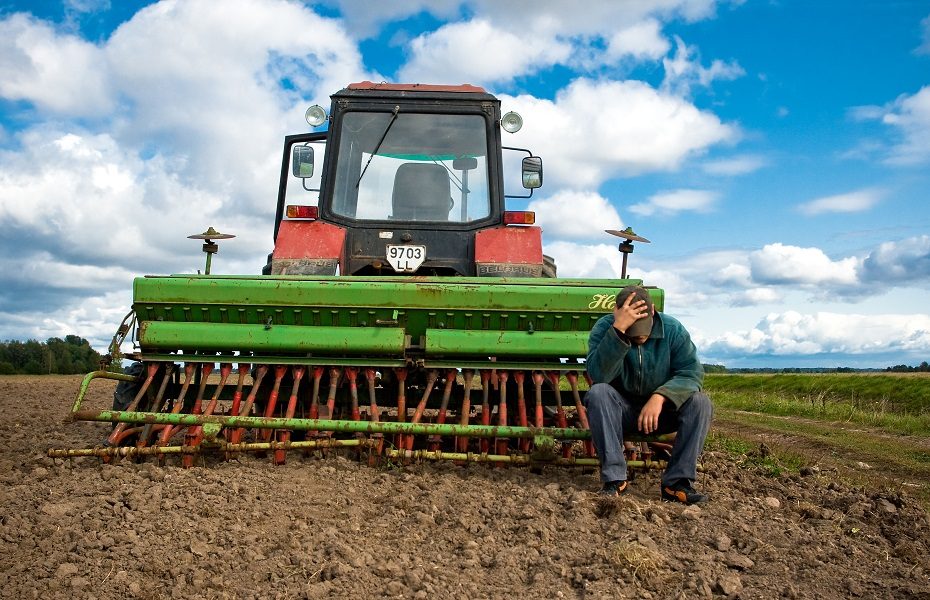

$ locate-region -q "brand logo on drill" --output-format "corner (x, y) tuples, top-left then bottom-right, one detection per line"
(588, 294), (616, 310)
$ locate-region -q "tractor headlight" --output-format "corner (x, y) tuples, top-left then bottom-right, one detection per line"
(305, 105), (327, 128)
(501, 111), (523, 134)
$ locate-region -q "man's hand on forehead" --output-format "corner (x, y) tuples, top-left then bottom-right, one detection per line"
(613, 293), (649, 333)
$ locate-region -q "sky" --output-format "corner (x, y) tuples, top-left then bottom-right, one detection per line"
(0, 0), (928, 368)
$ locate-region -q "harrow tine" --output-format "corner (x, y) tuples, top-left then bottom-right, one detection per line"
(225, 363), (251, 460)
(456, 369), (476, 453)
(308, 366), (324, 419)
(364, 368), (379, 422)
(203, 363), (233, 417)
(532, 371), (545, 428)
(157, 363), (196, 463)
(137, 363), (175, 448)
(364, 368), (383, 462)
(346, 367), (360, 421)
(546, 371), (570, 458)
(513, 371), (529, 452)
(566, 371), (595, 457)
(479, 370), (491, 453)
(274, 365), (305, 465)
(230, 364), (267, 446)
(429, 369), (456, 451)
(230, 364), (250, 418)
(184, 363), (232, 467)
(259, 365), (288, 444)
(394, 368), (408, 450)
(344, 367), (363, 460)
(409, 370), (439, 450)
(181, 363), (216, 468)
(191, 363), (215, 415)
(106, 362), (159, 449)
(325, 367), (342, 420)
(495, 370), (509, 456)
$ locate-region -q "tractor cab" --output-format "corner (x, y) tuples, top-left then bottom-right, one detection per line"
(267, 82), (544, 277)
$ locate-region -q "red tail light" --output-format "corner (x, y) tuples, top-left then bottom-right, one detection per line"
(286, 205), (319, 219)
(503, 211), (535, 225)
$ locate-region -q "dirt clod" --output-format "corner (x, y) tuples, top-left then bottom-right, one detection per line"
(2, 375), (930, 599)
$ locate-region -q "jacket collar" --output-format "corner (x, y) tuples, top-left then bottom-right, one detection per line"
(649, 313), (666, 340)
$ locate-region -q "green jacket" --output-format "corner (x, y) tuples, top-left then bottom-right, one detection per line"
(586, 312), (704, 408)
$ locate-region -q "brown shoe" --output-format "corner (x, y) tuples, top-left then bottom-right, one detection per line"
(599, 480), (629, 496)
(661, 482), (708, 505)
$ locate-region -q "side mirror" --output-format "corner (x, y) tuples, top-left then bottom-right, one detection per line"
(452, 156), (478, 171)
(292, 145), (315, 178)
(522, 156), (543, 189)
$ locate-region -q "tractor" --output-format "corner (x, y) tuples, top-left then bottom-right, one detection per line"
(50, 82), (666, 468)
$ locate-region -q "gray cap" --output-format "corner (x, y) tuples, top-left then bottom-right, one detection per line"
(617, 286), (654, 337)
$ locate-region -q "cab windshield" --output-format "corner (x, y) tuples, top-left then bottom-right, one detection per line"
(331, 112), (490, 223)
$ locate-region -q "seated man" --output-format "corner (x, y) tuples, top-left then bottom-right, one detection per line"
(585, 285), (712, 504)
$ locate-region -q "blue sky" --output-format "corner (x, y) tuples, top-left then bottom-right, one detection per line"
(0, 0), (928, 368)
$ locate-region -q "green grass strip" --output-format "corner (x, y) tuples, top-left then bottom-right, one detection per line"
(705, 373), (930, 416)
(708, 388), (930, 436)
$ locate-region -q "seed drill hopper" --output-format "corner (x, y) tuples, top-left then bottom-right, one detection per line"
(50, 83), (668, 468)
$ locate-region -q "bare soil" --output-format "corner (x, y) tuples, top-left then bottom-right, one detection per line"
(1, 375), (929, 599)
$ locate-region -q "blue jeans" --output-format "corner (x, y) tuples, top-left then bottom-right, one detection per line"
(584, 383), (713, 487)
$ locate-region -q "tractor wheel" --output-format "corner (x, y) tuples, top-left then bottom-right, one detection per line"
(542, 254), (557, 278)
(113, 361), (144, 411)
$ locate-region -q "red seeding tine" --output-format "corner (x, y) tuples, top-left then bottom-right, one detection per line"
(456, 369), (476, 453)
(513, 371), (529, 452)
(496, 370), (509, 457)
(479, 370), (491, 453)
(230, 365), (267, 446)
(409, 370), (439, 450)
(429, 369), (457, 451)
(566, 371), (595, 457)
(274, 365), (306, 465)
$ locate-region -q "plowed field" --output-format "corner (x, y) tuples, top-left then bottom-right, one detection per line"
(1, 375), (928, 599)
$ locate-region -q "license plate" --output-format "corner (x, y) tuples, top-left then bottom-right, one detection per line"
(386, 244), (426, 273)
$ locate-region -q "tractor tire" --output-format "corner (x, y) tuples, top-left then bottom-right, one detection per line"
(113, 361), (144, 411)
(542, 254), (557, 278)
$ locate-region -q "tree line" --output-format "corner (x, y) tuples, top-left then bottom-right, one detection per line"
(885, 361), (930, 373)
(703, 364), (929, 374)
(0, 336), (103, 375)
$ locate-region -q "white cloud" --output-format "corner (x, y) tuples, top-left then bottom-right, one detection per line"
(728, 288), (781, 307)
(796, 188), (884, 216)
(398, 19), (571, 85)
(860, 235), (930, 283)
(503, 79), (736, 187)
(852, 86), (930, 165)
(705, 311), (930, 357)
(606, 19), (670, 61)
(328, 0), (719, 42)
(0, 13), (112, 114)
(702, 154), (767, 176)
(650, 237), (930, 302)
(102, 0), (369, 201)
(662, 35), (744, 96)
(0, 1), (375, 349)
(542, 241), (622, 279)
(65, 0), (111, 13)
(0, 289), (133, 349)
(749, 243), (860, 287)
(916, 13), (930, 55)
(386, 1), (734, 82)
(629, 189), (718, 217)
(0, 129), (255, 269)
(529, 191), (623, 242)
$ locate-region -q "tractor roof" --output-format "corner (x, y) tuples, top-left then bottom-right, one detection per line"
(335, 81), (498, 103)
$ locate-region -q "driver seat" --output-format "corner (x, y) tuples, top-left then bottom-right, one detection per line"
(391, 163), (452, 221)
